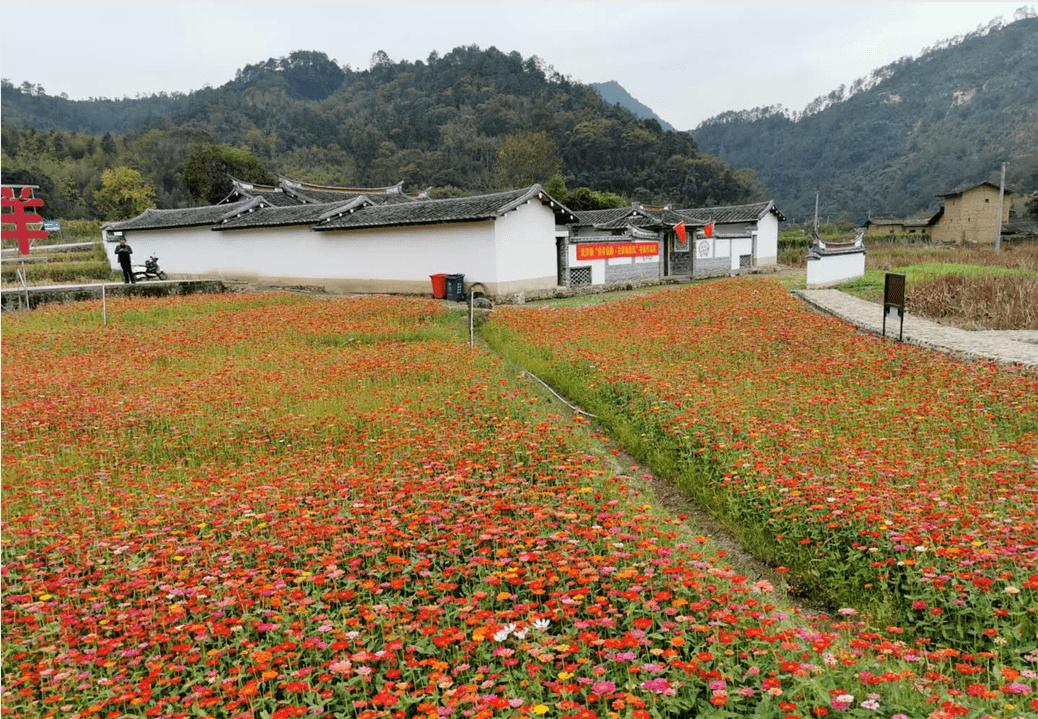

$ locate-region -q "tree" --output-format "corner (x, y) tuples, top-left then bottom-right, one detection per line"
(95, 166), (156, 220)
(494, 131), (561, 189)
(179, 143), (277, 205)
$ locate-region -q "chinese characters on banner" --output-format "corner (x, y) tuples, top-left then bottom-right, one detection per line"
(1, 187), (48, 256)
(575, 242), (659, 261)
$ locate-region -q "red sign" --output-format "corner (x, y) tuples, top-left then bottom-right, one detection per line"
(1, 187), (47, 256)
(576, 242), (659, 261)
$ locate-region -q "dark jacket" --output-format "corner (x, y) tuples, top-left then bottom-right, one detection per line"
(115, 243), (133, 266)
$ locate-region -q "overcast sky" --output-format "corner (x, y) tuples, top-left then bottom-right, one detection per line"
(0, 2), (1030, 130)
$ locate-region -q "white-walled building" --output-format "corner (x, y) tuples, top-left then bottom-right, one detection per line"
(103, 177), (783, 298)
(103, 181), (578, 299)
(564, 200), (784, 287)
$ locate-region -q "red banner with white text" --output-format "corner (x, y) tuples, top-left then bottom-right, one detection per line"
(575, 242), (659, 261)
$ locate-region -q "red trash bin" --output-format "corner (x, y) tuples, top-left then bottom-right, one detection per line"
(430, 273), (447, 299)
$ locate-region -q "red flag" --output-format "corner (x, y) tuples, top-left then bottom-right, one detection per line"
(673, 221), (686, 243)
(704, 221), (715, 238)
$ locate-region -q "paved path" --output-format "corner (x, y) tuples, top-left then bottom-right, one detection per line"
(793, 289), (1038, 370)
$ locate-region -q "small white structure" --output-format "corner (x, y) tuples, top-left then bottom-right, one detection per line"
(566, 200), (784, 286)
(805, 228), (866, 288)
(102, 181), (578, 299)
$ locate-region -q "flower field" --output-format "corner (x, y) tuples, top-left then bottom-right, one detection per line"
(2, 289), (1036, 719)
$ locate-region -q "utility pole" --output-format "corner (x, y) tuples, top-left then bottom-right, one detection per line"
(995, 162), (1007, 252)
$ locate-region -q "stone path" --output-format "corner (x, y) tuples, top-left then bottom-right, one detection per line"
(793, 289), (1038, 370)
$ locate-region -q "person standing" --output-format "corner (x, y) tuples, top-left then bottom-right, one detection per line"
(115, 238), (135, 284)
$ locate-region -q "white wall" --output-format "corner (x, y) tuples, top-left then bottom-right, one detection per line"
(107, 201), (565, 294)
(492, 201), (558, 285)
(756, 212), (779, 265)
(806, 251), (866, 288)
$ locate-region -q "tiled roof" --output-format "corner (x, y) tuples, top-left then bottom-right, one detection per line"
(574, 200), (785, 230)
(574, 206), (642, 227)
(1003, 219), (1038, 236)
(315, 185), (575, 231)
(252, 190), (307, 207)
(105, 200), (255, 232)
(106, 184), (577, 235)
(672, 200), (785, 224)
(938, 181), (1015, 198)
(215, 198), (371, 231)
(866, 216), (935, 227)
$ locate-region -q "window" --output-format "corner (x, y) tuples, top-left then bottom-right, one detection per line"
(569, 267), (592, 286)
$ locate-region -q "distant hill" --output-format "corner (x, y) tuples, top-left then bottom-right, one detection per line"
(693, 14), (1038, 223)
(1, 46), (762, 218)
(591, 81), (674, 131)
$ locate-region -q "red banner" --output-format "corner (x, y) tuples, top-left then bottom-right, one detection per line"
(576, 242), (659, 261)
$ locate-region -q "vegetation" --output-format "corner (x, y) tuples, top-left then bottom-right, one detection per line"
(4, 290), (1036, 718)
(2, 46), (763, 221)
(179, 143), (278, 205)
(836, 243), (1038, 330)
(1, 241), (116, 286)
(694, 15), (1038, 224)
(94, 166), (157, 220)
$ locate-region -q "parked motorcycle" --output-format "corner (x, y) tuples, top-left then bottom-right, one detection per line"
(132, 255), (168, 282)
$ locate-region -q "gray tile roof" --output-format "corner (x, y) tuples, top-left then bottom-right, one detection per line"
(106, 183), (576, 235)
(574, 200), (785, 230)
(937, 181), (1014, 198)
(315, 185), (575, 231)
(671, 200), (785, 224)
(105, 200), (255, 232)
(574, 206), (643, 227)
(215, 198), (372, 231)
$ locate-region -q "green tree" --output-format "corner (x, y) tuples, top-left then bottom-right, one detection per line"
(95, 166), (156, 220)
(179, 143), (276, 205)
(494, 131), (562, 189)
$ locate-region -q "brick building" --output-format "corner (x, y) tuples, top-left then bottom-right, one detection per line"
(930, 181), (1013, 244)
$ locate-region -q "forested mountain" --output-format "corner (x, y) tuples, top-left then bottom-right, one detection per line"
(693, 14), (1038, 224)
(1, 47), (763, 220)
(591, 81), (675, 131)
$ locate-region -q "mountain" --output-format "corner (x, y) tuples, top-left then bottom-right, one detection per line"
(591, 81), (674, 131)
(1, 46), (763, 219)
(692, 15), (1038, 224)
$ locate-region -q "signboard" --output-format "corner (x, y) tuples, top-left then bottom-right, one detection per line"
(1, 186), (47, 256)
(576, 242), (658, 261)
(42, 220), (61, 232)
(882, 272), (906, 340)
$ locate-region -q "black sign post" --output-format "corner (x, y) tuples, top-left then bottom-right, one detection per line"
(882, 273), (906, 341)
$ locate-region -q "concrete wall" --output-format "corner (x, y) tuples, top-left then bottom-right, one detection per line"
(491, 201), (561, 293)
(1, 279), (226, 311)
(756, 212), (779, 266)
(931, 185), (1010, 244)
(806, 250), (866, 288)
(567, 236), (662, 287)
(105, 201), (560, 297)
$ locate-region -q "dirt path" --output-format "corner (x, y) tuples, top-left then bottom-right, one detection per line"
(510, 364), (831, 618)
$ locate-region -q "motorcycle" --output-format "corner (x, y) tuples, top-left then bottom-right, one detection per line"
(132, 255), (168, 282)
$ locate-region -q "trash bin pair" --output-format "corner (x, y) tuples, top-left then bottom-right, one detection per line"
(430, 273), (465, 301)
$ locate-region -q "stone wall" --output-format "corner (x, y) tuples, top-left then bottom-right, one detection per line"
(693, 256), (730, 278)
(1, 280), (226, 311)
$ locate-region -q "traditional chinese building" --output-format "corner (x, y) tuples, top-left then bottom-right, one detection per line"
(102, 177), (783, 299)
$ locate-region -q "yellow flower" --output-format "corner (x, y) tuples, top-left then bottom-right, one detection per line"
(532, 706), (550, 715)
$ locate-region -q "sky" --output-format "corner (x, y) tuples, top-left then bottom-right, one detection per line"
(0, 2), (1031, 130)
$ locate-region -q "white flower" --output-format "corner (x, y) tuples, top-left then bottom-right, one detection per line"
(533, 618), (551, 632)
